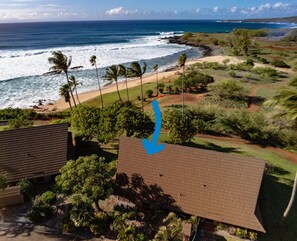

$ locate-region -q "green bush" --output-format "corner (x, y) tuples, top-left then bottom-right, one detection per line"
(26, 200), (54, 224)
(163, 108), (197, 144)
(256, 56), (269, 64)
(0, 108), (38, 121)
(7, 116), (33, 129)
(17, 179), (35, 201)
(245, 58), (254, 66)
(228, 71), (238, 78)
(229, 62), (253, 71)
(0, 174), (8, 190)
(271, 59), (290, 68)
(40, 191), (56, 205)
(249, 231), (258, 240)
(252, 67), (279, 80)
(62, 213), (77, 233)
(90, 212), (111, 236)
(146, 89), (154, 98)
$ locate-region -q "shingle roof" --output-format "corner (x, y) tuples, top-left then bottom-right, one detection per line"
(0, 124), (69, 182)
(116, 137), (266, 232)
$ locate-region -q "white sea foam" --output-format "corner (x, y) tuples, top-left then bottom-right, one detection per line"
(0, 33), (194, 108)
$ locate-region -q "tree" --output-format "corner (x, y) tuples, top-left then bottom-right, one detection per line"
(265, 78), (297, 120)
(229, 29), (252, 56)
(71, 105), (101, 140)
(55, 155), (114, 211)
(128, 62), (147, 111)
(104, 65), (122, 102)
(153, 64), (159, 96)
(163, 108), (197, 144)
(59, 84), (72, 110)
(178, 53), (187, 115)
(119, 64), (130, 101)
(90, 55), (104, 108)
(69, 194), (95, 227)
(48, 51), (77, 107)
(69, 75), (81, 105)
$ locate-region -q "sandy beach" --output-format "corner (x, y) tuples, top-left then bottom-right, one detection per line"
(39, 55), (244, 112)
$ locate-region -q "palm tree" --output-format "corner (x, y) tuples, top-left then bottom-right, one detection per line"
(153, 64), (159, 96)
(104, 65), (122, 102)
(69, 75), (81, 105)
(59, 84), (72, 110)
(90, 55), (104, 108)
(265, 78), (297, 120)
(118, 64), (130, 101)
(128, 62), (147, 111)
(48, 51), (77, 108)
(178, 53), (187, 115)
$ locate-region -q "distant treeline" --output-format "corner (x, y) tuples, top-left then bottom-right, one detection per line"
(227, 15), (297, 23)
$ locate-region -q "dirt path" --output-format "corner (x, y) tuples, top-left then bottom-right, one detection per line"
(196, 133), (297, 164)
(247, 84), (270, 112)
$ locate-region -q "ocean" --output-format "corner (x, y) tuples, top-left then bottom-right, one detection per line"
(0, 20), (293, 108)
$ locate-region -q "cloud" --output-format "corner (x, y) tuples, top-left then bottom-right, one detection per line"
(213, 6), (219, 13)
(230, 7), (238, 13)
(105, 7), (140, 16)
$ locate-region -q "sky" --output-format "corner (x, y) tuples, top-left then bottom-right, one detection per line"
(0, 0), (297, 23)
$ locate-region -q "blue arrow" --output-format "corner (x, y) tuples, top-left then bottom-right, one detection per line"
(142, 100), (165, 155)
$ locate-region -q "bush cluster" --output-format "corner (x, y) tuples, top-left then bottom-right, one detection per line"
(270, 59), (290, 68)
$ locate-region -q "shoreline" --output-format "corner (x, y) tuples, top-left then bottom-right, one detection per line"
(38, 53), (246, 113)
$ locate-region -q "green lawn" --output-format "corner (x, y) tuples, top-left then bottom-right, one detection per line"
(84, 81), (174, 108)
(158, 133), (297, 241)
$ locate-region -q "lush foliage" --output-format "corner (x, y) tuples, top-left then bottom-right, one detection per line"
(252, 67), (279, 80)
(72, 102), (154, 143)
(55, 155), (115, 210)
(17, 179), (35, 201)
(0, 174), (8, 189)
(270, 60), (290, 68)
(40, 191), (56, 206)
(26, 195), (54, 224)
(0, 108), (38, 121)
(174, 70), (214, 92)
(7, 116), (33, 129)
(163, 108), (197, 144)
(229, 29), (252, 55)
(207, 79), (248, 107)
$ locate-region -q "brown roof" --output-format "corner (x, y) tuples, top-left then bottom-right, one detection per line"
(116, 137), (266, 232)
(0, 124), (70, 183)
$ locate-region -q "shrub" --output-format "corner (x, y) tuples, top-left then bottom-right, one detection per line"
(228, 71), (237, 78)
(17, 179), (35, 201)
(252, 67), (279, 80)
(40, 191), (56, 206)
(0, 174), (8, 189)
(163, 108), (197, 144)
(207, 79), (248, 102)
(7, 116), (33, 129)
(90, 211), (111, 236)
(158, 82), (165, 94)
(229, 62), (253, 71)
(146, 89), (153, 98)
(271, 59), (290, 68)
(50, 118), (71, 125)
(166, 85), (173, 94)
(26, 199), (54, 224)
(245, 58), (254, 66)
(256, 56), (269, 64)
(234, 228), (248, 239)
(62, 213), (77, 233)
(0, 108), (37, 121)
(249, 231), (258, 240)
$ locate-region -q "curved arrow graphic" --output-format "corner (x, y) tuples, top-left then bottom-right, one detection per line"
(142, 100), (165, 155)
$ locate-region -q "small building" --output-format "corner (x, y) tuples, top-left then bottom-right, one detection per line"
(0, 124), (73, 184)
(116, 137), (266, 233)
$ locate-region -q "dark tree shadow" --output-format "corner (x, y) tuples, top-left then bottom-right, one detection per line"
(258, 174), (297, 241)
(248, 96), (266, 107)
(115, 173), (181, 212)
(75, 140), (117, 162)
(183, 141), (242, 154)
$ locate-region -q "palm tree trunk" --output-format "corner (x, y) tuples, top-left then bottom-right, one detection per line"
(95, 63), (104, 108)
(75, 89), (81, 105)
(65, 72), (77, 108)
(68, 98), (73, 110)
(140, 76), (144, 112)
(281, 171), (297, 223)
(182, 66), (185, 115)
(125, 76), (129, 101)
(115, 80), (122, 102)
(156, 70), (159, 96)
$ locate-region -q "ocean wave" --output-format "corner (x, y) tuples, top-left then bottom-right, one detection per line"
(0, 34), (189, 82)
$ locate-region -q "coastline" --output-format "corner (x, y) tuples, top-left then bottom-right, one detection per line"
(39, 53), (245, 113)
